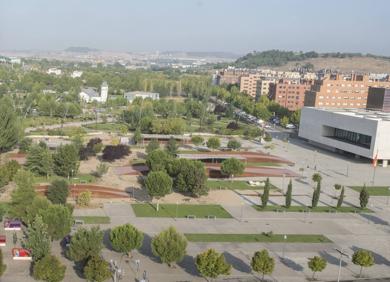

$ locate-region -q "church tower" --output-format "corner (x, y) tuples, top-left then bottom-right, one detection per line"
(100, 81), (108, 102)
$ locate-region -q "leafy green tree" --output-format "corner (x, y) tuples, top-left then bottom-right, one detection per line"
(169, 159), (208, 197)
(53, 144), (79, 177)
(19, 137), (33, 153)
(83, 256), (111, 282)
(195, 249), (231, 279)
(0, 249), (6, 277)
(352, 249), (374, 277)
(166, 137), (178, 156)
(146, 139), (160, 154)
(26, 197), (51, 225)
(133, 127), (142, 144)
(25, 215), (50, 261)
(33, 255), (66, 282)
(151, 226), (187, 266)
(68, 227), (103, 262)
(207, 137), (220, 150)
(10, 169), (36, 223)
(251, 249), (275, 281)
(77, 191), (92, 207)
(0, 97), (20, 152)
(312, 173), (322, 184)
(280, 116), (289, 128)
(221, 158), (244, 178)
(290, 109), (301, 125)
(47, 179), (69, 204)
(145, 171), (173, 199)
(146, 149), (171, 171)
(311, 182), (321, 208)
(308, 256), (327, 280)
(227, 139), (241, 150)
(261, 178), (271, 208)
(285, 179), (292, 208)
(336, 187), (345, 208)
(360, 185), (369, 208)
(41, 204), (73, 240)
(191, 136), (204, 146)
(26, 144), (53, 177)
(110, 224), (144, 256)
(334, 184), (342, 190)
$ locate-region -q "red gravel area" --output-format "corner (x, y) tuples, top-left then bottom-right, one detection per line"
(36, 184), (130, 198)
(206, 163), (299, 178)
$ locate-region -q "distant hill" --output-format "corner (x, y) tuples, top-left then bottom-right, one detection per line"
(65, 47), (98, 53)
(224, 50), (390, 72)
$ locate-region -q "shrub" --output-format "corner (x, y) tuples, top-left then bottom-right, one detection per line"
(191, 136), (204, 146)
(102, 145), (130, 161)
(77, 191), (92, 207)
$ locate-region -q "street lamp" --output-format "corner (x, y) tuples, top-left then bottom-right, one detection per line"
(335, 248), (350, 282)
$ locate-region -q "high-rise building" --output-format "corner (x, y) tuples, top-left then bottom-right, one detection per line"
(366, 87), (390, 112)
(256, 79), (275, 100)
(239, 73), (262, 98)
(304, 74), (390, 109)
(269, 79), (312, 111)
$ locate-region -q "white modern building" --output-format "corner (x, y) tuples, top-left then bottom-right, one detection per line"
(47, 68), (62, 75)
(299, 107), (390, 167)
(124, 91), (159, 103)
(79, 81), (108, 103)
(71, 70), (83, 78)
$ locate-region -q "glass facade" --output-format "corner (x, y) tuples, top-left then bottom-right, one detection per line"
(331, 128), (372, 149)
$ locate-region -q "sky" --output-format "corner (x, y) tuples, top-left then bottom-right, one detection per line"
(0, 0), (389, 55)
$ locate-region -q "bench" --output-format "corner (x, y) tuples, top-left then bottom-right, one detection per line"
(186, 215), (196, 219)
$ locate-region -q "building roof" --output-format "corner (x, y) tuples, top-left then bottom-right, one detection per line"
(309, 107), (390, 122)
(81, 87), (99, 97)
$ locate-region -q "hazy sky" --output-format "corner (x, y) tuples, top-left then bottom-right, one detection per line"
(1, 0), (389, 55)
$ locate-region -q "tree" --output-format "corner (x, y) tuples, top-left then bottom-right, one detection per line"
(83, 256), (111, 282)
(77, 191), (92, 207)
(33, 255), (66, 282)
(25, 215), (50, 261)
(280, 116), (289, 128)
(146, 149), (171, 171)
(261, 178), (270, 208)
(145, 171), (173, 199)
(191, 136), (204, 146)
(169, 159), (208, 197)
(110, 224), (144, 256)
(0, 249), (6, 277)
(41, 204), (73, 240)
(360, 185), (369, 209)
(26, 197), (51, 225)
(0, 97), (19, 152)
(94, 162), (108, 178)
(151, 226), (187, 266)
(336, 187), (345, 208)
(290, 109), (301, 125)
(47, 179), (69, 204)
(195, 249), (231, 279)
(166, 137), (178, 156)
(133, 127), (142, 144)
(102, 144), (130, 161)
(207, 137), (220, 150)
(308, 256), (327, 280)
(68, 227), (103, 262)
(10, 169), (36, 223)
(312, 173), (322, 184)
(251, 249), (275, 281)
(227, 139), (241, 150)
(285, 179), (292, 208)
(19, 137), (33, 153)
(53, 144), (79, 177)
(221, 158), (244, 178)
(352, 249), (374, 277)
(146, 139), (160, 154)
(311, 182), (321, 208)
(334, 184), (342, 190)
(26, 144), (53, 177)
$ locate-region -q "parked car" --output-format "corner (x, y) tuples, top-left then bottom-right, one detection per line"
(285, 124), (296, 129)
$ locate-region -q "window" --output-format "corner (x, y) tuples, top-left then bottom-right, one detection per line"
(325, 127), (372, 149)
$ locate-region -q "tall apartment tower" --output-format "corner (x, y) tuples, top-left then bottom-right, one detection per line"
(100, 81), (108, 103)
(269, 79), (312, 111)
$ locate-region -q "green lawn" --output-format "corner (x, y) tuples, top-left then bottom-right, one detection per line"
(84, 122), (128, 132)
(131, 203), (232, 218)
(349, 186), (390, 196)
(184, 233), (331, 243)
(253, 205), (373, 213)
(74, 216), (111, 224)
(207, 180), (278, 191)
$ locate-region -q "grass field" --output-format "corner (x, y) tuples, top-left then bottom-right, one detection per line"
(84, 122), (128, 132)
(349, 186), (390, 196)
(131, 203), (232, 218)
(74, 216), (111, 224)
(207, 180), (279, 191)
(253, 205), (373, 213)
(184, 233), (331, 243)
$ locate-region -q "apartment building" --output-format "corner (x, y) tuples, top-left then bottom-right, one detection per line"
(239, 73), (262, 98)
(366, 87), (390, 112)
(269, 79), (313, 111)
(256, 79), (275, 99)
(304, 73), (390, 109)
(217, 69), (248, 85)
